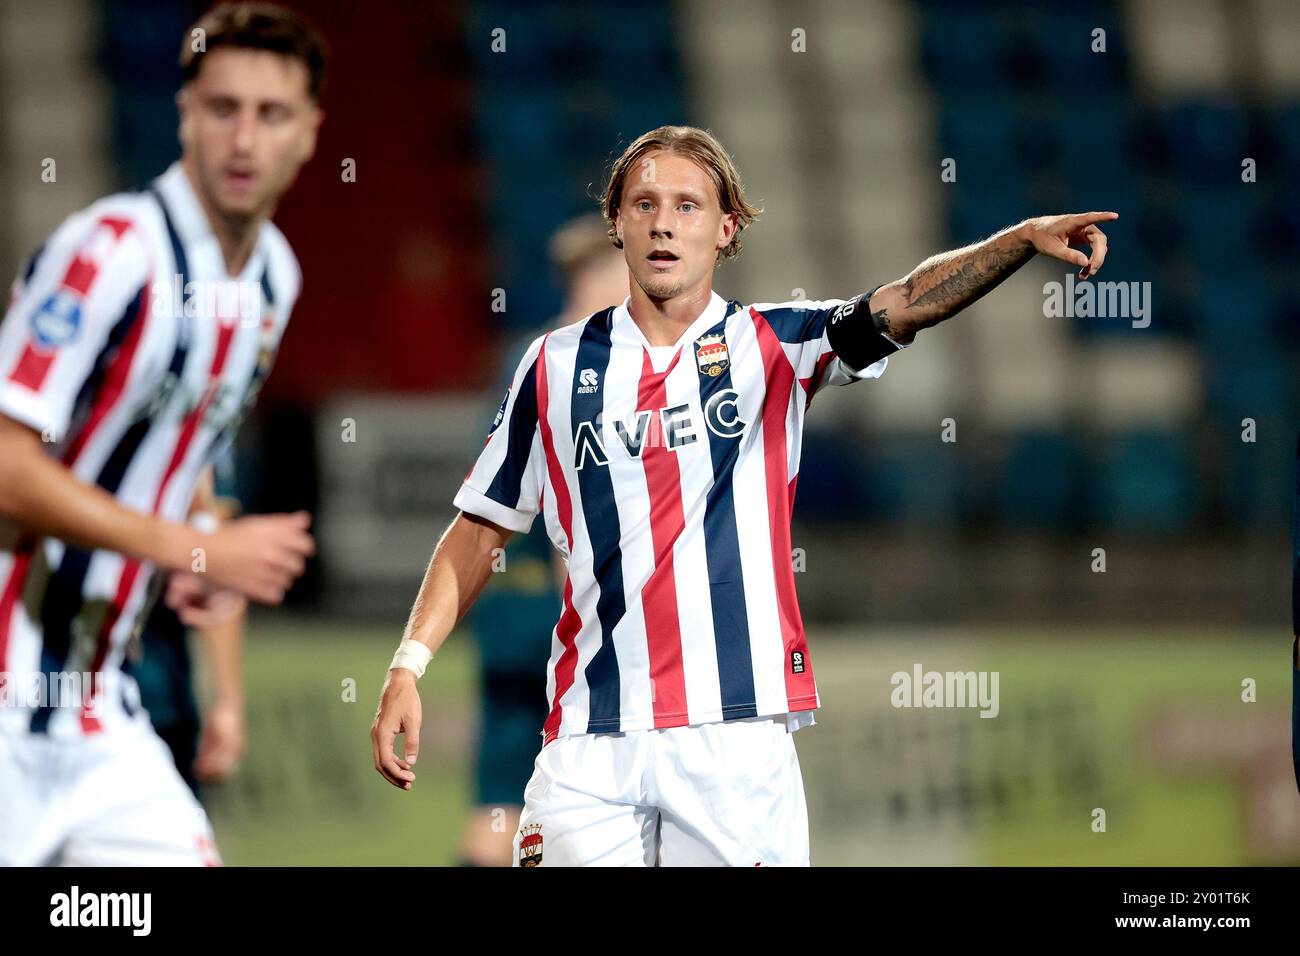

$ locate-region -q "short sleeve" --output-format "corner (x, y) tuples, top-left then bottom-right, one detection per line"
(0, 211), (151, 440)
(749, 290), (907, 403)
(453, 335), (547, 533)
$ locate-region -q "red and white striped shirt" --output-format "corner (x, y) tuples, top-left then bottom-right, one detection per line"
(0, 162), (299, 738)
(454, 290), (902, 745)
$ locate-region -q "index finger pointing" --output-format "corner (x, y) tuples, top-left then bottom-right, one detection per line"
(1069, 211), (1119, 227)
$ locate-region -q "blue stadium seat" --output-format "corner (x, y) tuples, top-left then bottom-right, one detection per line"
(1203, 355), (1295, 428)
(948, 187), (1032, 243)
(1052, 100), (1137, 194)
(792, 432), (869, 523)
(937, 98), (1023, 188)
(1093, 430), (1196, 533)
(1012, 2), (1126, 95)
(1217, 419), (1294, 528)
(1154, 102), (1252, 185)
(1000, 431), (1086, 529)
(920, 10), (1014, 92)
(864, 437), (963, 526)
(1178, 190), (1264, 271)
(1194, 276), (1275, 353)
(582, 3), (679, 78)
(465, 3), (557, 81)
(1268, 103), (1300, 172)
(111, 87), (180, 188)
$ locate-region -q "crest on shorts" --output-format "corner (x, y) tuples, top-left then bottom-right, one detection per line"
(694, 332), (729, 378)
(518, 823), (543, 866)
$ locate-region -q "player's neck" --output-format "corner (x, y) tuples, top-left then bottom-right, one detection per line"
(180, 159), (265, 277)
(627, 282), (712, 347)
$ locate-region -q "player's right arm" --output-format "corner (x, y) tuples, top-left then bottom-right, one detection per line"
(372, 334), (548, 790)
(0, 211), (313, 605)
(371, 511), (513, 790)
(0, 416), (311, 603)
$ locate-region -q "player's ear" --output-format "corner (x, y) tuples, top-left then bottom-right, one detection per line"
(716, 211), (737, 252)
(298, 106), (324, 163)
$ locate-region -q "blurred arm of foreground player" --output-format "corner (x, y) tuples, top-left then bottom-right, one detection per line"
(0, 414), (315, 605)
(176, 469), (248, 784)
(371, 511), (513, 791)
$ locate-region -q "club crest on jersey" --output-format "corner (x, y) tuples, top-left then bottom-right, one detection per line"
(255, 308), (277, 377)
(518, 823), (543, 867)
(30, 289), (83, 349)
(694, 333), (729, 377)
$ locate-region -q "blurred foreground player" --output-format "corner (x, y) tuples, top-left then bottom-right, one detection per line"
(0, 3), (323, 865)
(458, 215), (628, 866)
(373, 125), (1116, 865)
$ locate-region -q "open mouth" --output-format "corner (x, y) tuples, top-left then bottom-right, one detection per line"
(647, 250), (679, 269)
(225, 169), (256, 192)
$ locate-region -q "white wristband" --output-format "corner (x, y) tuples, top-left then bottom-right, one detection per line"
(190, 510), (221, 534)
(389, 639), (434, 678)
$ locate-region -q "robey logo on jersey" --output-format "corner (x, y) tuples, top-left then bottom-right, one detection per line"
(573, 388), (747, 470)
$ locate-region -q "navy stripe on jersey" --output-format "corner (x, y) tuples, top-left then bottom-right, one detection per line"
(260, 266), (276, 307)
(150, 185), (195, 357)
(66, 284), (150, 458)
(485, 354), (539, 509)
(31, 189), (194, 733)
(20, 242), (46, 285)
(0, 243), (47, 336)
(697, 303), (757, 719)
(210, 264), (277, 462)
(758, 301), (834, 344)
(570, 309), (624, 732)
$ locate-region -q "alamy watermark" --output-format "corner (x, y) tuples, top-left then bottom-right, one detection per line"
(0, 670), (120, 712)
(890, 663), (1000, 718)
(151, 274), (263, 327)
(1043, 273), (1150, 328)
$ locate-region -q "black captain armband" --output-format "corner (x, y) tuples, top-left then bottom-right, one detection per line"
(825, 285), (901, 372)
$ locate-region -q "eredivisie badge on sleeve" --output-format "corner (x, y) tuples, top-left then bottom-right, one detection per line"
(694, 332), (729, 377)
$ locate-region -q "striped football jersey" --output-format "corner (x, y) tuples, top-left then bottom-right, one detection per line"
(454, 290), (903, 744)
(0, 162), (300, 738)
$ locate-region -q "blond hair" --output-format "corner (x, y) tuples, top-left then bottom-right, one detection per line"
(601, 125), (762, 264)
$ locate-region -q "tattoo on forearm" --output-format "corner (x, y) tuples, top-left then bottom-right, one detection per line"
(870, 306), (899, 341)
(901, 235), (1035, 326)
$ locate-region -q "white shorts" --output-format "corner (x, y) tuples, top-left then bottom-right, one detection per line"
(0, 717), (220, 866)
(512, 714), (810, 866)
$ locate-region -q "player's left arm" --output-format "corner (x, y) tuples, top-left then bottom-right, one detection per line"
(865, 211), (1119, 346)
(179, 467), (248, 782)
(191, 600), (246, 783)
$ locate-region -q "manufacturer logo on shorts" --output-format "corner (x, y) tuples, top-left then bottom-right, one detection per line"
(518, 823), (543, 867)
(694, 333), (729, 377)
(791, 651), (805, 674)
